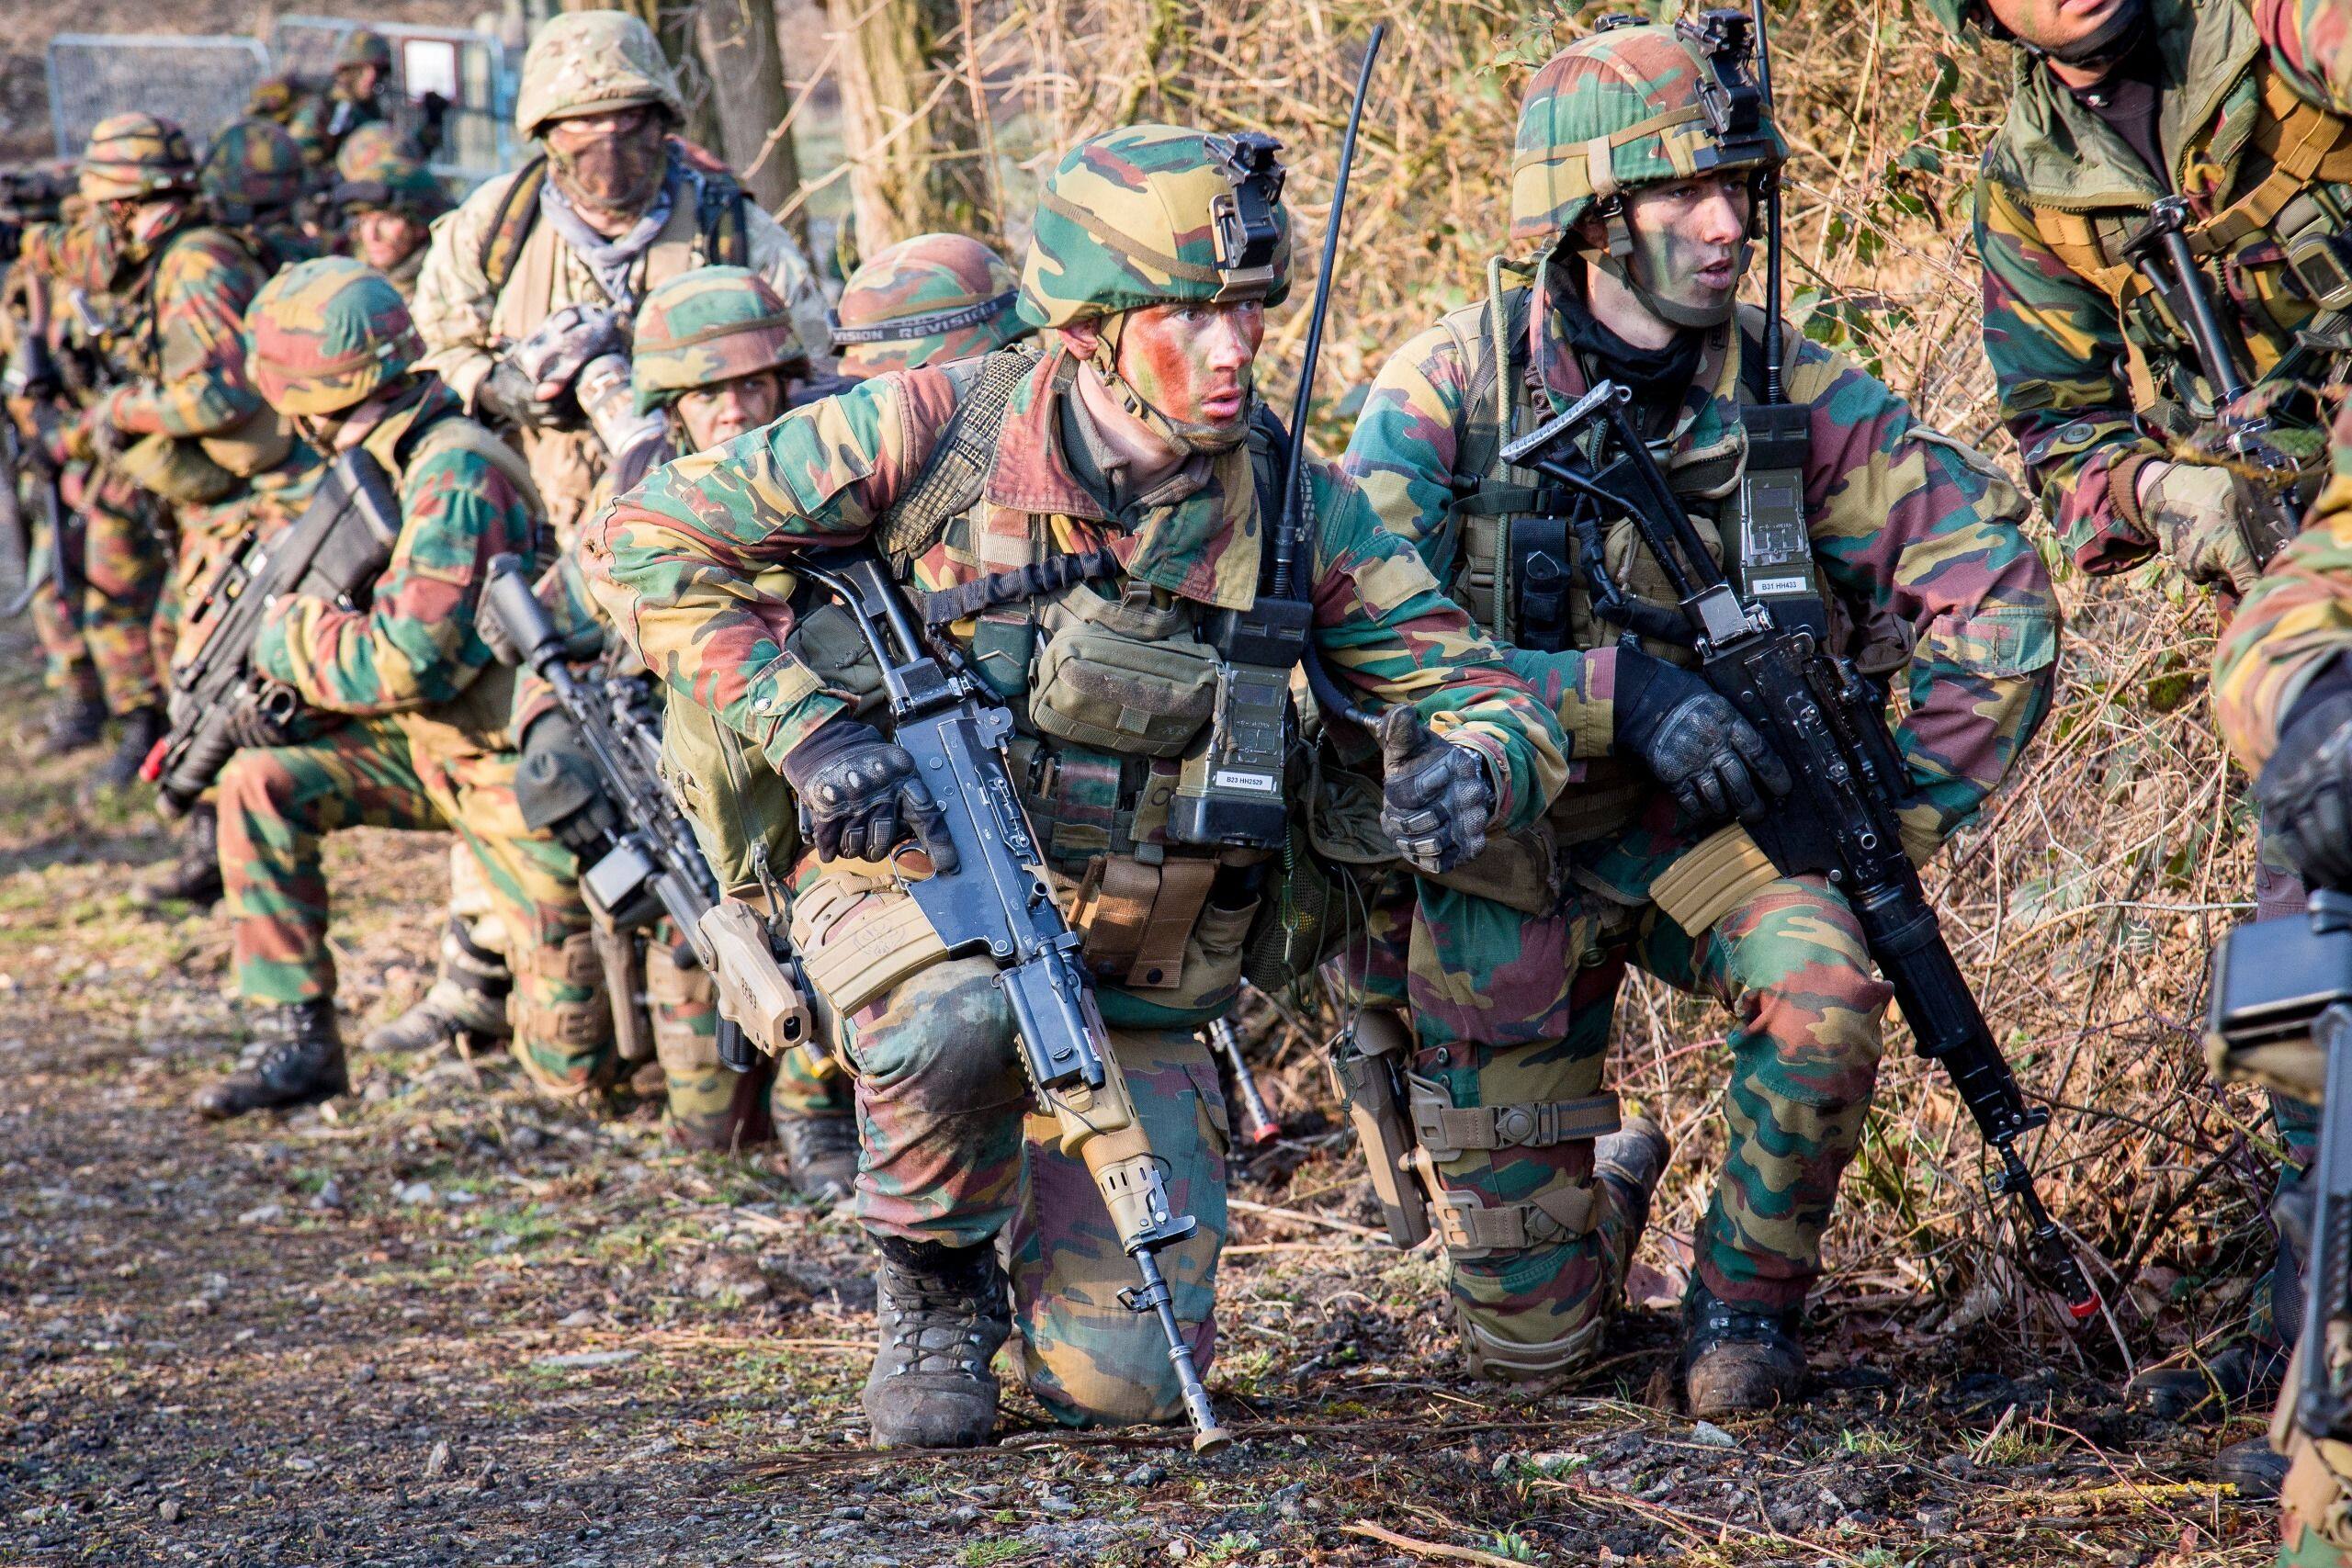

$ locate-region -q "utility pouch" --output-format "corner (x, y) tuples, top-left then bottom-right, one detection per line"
(2277, 188), (2352, 313)
(1028, 588), (1219, 757)
(1424, 820), (1560, 916)
(1240, 820), (1369, 995)
(1325, 1010), (1431, 1248)
(1510, 514), (1574, 653)
(198, 404), (295, 479)
(786, 869), (950, 1025)
(784, 599), (887, 721)
(1068, 852), (1219, 990)
(116, 431), (238, 504)
(592, 925), (658, 1067)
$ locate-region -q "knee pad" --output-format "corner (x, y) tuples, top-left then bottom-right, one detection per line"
(1450, 1285), (1612, 1383)
(647, 942), (719, 1076)
(509, 930), (615, 1093)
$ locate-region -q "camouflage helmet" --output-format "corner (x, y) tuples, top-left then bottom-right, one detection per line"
(515, 12), (684, 141)
(333, 125), (448, 220)
(335, 28), (395, 73)
(835, 233), (1028, 378)
(246, 256), (423, 416)
(1508, 21), (1785, 259)
(78, 113), (199, 204)
(201, 119), (308, 222)
(1017, 123), (1292, 331)
(247, 76), (300, 123)
(632, 265), (810, 414)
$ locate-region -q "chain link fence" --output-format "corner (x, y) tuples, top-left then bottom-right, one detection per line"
(46, 34), (271, 164)
(268, 17), (519, 188)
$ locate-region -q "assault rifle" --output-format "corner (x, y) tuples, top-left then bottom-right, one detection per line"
(791, 543), (1231, 1453)
(1499, 381), (2104, 1327)
(482, 556), (810, 1072)
(2207, 890), (2352, 1440)
(2, 283), (76, 622)
(141, 447), (401, 813)
(2122, 195), (2308, 568)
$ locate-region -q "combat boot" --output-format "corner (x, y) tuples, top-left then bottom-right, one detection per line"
(134, 804), (222, 908)
(1593, 1113), (1671, 1240)
(90, 704), (166, 793)
(779, 1111), (859, 1201)
(33, 694), (107, 759)
(364, 917), (513, 1054)
(863, 1234), (1011, 1450)
(1682, 1284), (1806, 1418)
(194, 999), (349, 1120)
(2216, 1437), (2290, 1500)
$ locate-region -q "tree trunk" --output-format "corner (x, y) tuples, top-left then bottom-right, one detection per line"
(692, 0), (804, 237)
(827, 0), (998, 263)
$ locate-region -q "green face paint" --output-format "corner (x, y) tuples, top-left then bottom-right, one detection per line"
(1619, 176), (1752, 331)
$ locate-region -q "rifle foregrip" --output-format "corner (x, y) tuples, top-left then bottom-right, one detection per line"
(151, 709), (240, 815)
(485, 554), (563, 669)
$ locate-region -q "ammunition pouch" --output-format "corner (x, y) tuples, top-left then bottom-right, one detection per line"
(1647, 822), (1783, 940)
(116, 431), (237, 503)
(786, 866), (950, 1030)
(785, 598), (888, 723)
(1067, 852), (1219, 990)
(1027, 586), (1218, 758)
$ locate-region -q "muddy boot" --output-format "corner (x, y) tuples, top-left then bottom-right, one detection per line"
(33, 694), (107, 759)
(135, 804), (223, 909)
(1593, 1113), (1671, 1235)
(195, 1000), (349, 1121)
(90, 704), (165, 793)
(1682, 1285), (1806, 1418)
(779, 1111), (859, 1201)
(364, 917), (512, 1054)
(2215, 1437), (2289, 1500)
(863, 1235), (1011, 1450)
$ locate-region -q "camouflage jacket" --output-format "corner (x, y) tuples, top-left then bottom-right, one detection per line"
(2212, 0), (2352, 767)
(94, 211), (267, 441)
(253, 381), (540, 731)
(1343, 285), (2058, 900)
(287, 90), (384, 171)
(583, 344), (1569, 849)
(1977, 0), (2352, 573)
(411, 149), (831, 542)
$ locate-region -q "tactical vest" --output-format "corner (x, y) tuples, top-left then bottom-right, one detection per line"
(1432, 287), (1799, 845)
(2009, 56), (2352, 423)
(801, 348), (1301, 1013)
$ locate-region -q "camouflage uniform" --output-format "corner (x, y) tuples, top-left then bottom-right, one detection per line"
(1340, 24), (2059, 1387)
(2209, 6), (2352, 1559)
(410, 10), (832, 550)
(287, 30), (390, 172)
(199, 118), (320, 273)
(831, 233), (1030, 380)
(208, 259), (611, 1111)
(586, 125), (1567, 1433)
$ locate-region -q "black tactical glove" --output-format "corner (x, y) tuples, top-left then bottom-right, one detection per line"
(481, 304), (628, 432)
(515, 709), (616, 856)
(2256, 662), (2352, 891)
(1613, 647), (1791, 825)
(1377, 705), (1496, 875)
(782, 717), (956, 869)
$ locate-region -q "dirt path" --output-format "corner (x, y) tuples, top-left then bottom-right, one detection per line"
(0, 634), (2277, 1568)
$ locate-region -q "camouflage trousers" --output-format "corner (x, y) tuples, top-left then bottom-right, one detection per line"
(806, 875), (1227, 1427)
(49, 470), (169, 714)
(1367, 867), (1888, 1367)
(217, 715), (614, 1095)
(641, 918), (853, 1149)
(28, 576), (101, 708)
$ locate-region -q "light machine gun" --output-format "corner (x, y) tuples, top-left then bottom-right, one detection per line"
(789, 544), (1231, 1453)
(141, 448), (401, 813)
(482, 555), (811, 1073)
(2207, 891), (2352, 1442)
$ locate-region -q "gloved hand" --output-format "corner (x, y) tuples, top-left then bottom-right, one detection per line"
(1613, 647), (1791, 824)
(2139, 459), (2264, 595)
(782, 717), (956, 869)
(481, 304), (628, 431)
(2256, 666), (2352, 890)
(1377, 705), (1496, 875)
(220, 686), (296, 750)
(73, 391), (126, 466)
(515, 708), (616, 854)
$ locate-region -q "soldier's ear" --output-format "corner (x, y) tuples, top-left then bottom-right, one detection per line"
(1057, 321), (1102, 360)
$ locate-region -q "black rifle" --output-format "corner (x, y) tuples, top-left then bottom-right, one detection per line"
(141, 447), (402, 812)
(2207, 890), (2352, 1439)
(2122, 194), (2307, 567)
(482, 556), (810, 1074)
(791, 544), (1231, 1453)
(1500, 382), (2103, 1326)
(3, 288), (77, 623)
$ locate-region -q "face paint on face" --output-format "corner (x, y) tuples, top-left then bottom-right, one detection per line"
(351, 209), (425, 273)
(675, 371), (783, 453)
(1621, 174), (1752, 330)
(1108, 300), (1264, 454)
(545, 107), (669, 219)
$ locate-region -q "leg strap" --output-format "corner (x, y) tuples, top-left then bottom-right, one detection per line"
(1406, 1074), (1621, 1162)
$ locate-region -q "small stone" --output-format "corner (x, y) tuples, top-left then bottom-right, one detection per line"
(351, 1364), (377, 1384)
(1168, 1541), (1191, 1562)
(558, 1309), (598, 1329)
(311, 1179), (344, 1211)
(179, 1295), (215, 1316)
(1690, 1422), (1738, 1449)
(1122, 1462), (1165, 1487)
(157, 1498), (181, 1523)
(949, 1505), (981, 1529)
(424, 1441), (451, 1478)
(393, 1181), (435, 1206)
(1039, 1495), (1079, 1516)
(532, 1349), (639, 1370)
(235, 1202), (283, 1226)
(691, 1255), (773, 1303)
(1268, 1481), (1307, 1518)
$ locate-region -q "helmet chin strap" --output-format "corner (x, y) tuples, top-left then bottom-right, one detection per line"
(1084, 313), (1254, 458)
(1575, 215), (1749, 333)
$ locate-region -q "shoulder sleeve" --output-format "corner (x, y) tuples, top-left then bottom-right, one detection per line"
(411, 177), (512, 410)
(2257, 0), (2352, 112)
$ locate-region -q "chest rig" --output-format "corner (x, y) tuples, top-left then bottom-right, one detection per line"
(2018, 57), (2352, 425)
(805, 350), (1302, 997)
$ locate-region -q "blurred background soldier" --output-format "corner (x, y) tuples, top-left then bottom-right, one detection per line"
(326, 125), (447, 299)
(288, 29), (392, 173)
